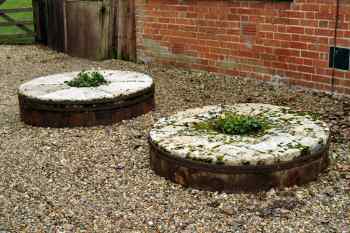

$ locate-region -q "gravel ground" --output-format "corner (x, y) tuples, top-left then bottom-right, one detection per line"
(0, 45), (349, 233)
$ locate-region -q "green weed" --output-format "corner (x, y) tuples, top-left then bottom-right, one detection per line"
(193, 112), (270, 136)
(65, 71), (109, 88)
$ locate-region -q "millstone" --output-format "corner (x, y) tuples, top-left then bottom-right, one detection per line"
(149, 104), (330, 192)
(18, 70), (155, 127)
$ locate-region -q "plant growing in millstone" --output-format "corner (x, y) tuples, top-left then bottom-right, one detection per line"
(65, 70), (109, 88)
(194, 112), (270, 136)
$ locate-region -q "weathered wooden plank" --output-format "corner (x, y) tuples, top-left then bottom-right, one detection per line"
(0, 32), (35, 38)
(116, 0), (136, 61)
(0, 20), (32, 27)
(0, 37), (33, 43)
(32, 0), (47, 43)
(127, 0), (136, 61)
(0, 33), (35, 40)
(117, 0), (127, 60)
(112, 0), (118, 56)
(0, 8), (32, 14)
(0, 39), (34, 44)
(45, 0), (65, 51)
(107, 0), (114, 58)
(65, 0), (113, 60)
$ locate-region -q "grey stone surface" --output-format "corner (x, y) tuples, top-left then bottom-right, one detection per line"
(18, 70), (153, 103)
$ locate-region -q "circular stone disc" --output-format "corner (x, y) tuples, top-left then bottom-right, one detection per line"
(18, 70), (154, 104)
(18, 70), (155, 127)
(149, 104), (330, 192)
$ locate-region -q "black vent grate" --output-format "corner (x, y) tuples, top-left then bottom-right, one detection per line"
(329, 47), (350, 71)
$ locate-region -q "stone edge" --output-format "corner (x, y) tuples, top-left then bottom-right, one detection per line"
(17, 83), (155, 106)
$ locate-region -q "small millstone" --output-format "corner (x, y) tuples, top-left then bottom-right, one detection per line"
(17, 70), (155, 127)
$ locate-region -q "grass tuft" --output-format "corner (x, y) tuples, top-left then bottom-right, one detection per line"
(65, 71), (109, 88)
(194, 112), (270, 136)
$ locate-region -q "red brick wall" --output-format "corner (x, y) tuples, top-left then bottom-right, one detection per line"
(135, 0), (350, 95)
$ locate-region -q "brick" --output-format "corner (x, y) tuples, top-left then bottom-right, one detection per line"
(316, 28), (334, 37)
(319, 20), (329, 28)
(298, 65), (315, 74)
(275, 48), (300, 57)
(241, 23), (257, 36)
(274, 33), (291, 41)
(312, 75), (330, 84)
(301, 51), (320, 59)
(289, 41), (308, 49)
(136, 0), (350, 95)
(287, 26), (305, 34)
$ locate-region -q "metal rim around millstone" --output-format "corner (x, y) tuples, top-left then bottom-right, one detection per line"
(149, 138), (329, 193)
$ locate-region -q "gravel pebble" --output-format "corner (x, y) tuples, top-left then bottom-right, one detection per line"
(0, 45), (349, 233)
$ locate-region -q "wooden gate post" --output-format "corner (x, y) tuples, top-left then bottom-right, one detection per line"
(116, 0), (136, 61)
(45, 0), (65, 52)
(32, 0), (65, 49)
(32, 0), (47, 43)
(64, 0), (113, 60)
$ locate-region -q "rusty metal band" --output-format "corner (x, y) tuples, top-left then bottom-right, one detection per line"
(19, 87), (154, 112)
(148, 137), (329, 174)
(19, 91), (155, 127)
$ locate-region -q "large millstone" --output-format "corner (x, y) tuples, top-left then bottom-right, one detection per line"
(149, 104), (330, 193)
(18, 70), (155, 127)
